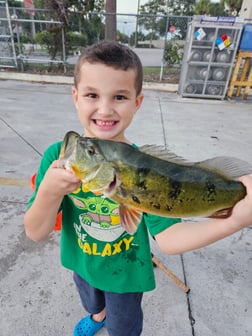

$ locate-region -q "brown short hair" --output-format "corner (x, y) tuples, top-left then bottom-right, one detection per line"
(74, 41), (143, 95)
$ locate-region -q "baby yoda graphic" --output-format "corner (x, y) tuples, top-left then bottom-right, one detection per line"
(70, 194), (125, 242)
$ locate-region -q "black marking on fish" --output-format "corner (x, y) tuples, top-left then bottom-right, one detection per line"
(132, 194), (141, 204)
(135, 168), (150, 190)
(205, 181), (217, 202)
(136, 180), (147, 190)
(168, 180), (182, 200)
(166, 205), (173, 212)
(137, 167), (151, 176)
(153, 203), (161, 210)
(149, 200), (156, 207)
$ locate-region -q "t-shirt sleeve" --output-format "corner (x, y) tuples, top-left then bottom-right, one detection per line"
(144, 213), (181, 237)
(27, 141), (62, 209)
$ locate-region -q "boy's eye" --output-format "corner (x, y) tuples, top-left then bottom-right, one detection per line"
(115, 95), (126, 101)
(86, 93), (97, 99)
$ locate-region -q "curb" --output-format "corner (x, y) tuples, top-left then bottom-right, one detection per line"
(0, 71), (73, 85)
(0, 71), (178, 92)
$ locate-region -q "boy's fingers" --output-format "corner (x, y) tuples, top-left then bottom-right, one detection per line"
(238, 174), (252, 189)
(50, 160), (65, 169)
(237, 175), (252, 206)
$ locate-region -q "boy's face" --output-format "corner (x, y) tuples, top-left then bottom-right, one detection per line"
(72, 62), (144, 142)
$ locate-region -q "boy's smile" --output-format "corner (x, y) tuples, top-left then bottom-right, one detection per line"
(94, 119), (118, 129)
(72, 62), (144, 142)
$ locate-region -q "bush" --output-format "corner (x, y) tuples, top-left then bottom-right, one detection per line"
(66, 32), (87, 54)
(13, 34), (33, 44)
(35, 28), (62, 60)
(35, 30), (87, 59)
(163, 40), (183, 66)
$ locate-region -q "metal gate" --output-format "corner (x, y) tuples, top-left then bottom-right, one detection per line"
(0, 0), (17, 68)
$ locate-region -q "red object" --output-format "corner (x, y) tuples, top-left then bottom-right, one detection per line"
(169, 25), (175, 33)
(24, 0), (35, 15)
(31, 173), (62, 231)
(221, 34), (228, 41)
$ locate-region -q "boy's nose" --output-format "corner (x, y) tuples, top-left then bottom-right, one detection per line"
(98, 101), (113, 116)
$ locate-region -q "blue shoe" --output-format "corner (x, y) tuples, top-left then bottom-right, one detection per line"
(73, 314), (106, 336)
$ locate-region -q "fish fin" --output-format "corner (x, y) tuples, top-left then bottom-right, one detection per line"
(196, 157), (252, 179)
(139, 146), (252, 179)
(208, 207), (233, 218)
(59, 131), (80, 160)
(119, 204), (142, 235)
(139, 145), (191, 165)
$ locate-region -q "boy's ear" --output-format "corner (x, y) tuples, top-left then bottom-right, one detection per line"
(72, 86), (78, 106)
(135, 93), (144, 110)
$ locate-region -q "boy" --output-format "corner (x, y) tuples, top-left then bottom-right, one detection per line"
(24, 41), (252, 336)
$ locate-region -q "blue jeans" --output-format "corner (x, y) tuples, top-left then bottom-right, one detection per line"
(73, 272), (143, 336)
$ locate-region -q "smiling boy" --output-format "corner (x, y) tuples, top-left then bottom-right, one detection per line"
(24, 41), (252, 336)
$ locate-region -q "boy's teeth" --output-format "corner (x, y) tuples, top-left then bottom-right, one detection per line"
(96, 120), (114, 126)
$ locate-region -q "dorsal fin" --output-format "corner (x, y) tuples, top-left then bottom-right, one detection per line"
(196, 156), (252, 179)
(139, 145), (252, 180)
(139, 145), (192, 165)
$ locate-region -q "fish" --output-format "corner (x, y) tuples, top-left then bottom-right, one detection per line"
(59, 130), (252, 234)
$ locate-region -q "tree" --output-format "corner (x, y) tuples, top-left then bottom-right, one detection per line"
(105, 0), (117, 40)
(195, 0), (242, 16)
(223, 0), (243, 16)
(138, 0), (196, 44)
(8, 0), (22, 6)
(194, 0), (226, 16)
(32, 0), (104, 60)
(167, 0), (196, 16)
(68, 0), (105, 43)
(138, 0), (167, 47)
(129, 31), (146, 47)
(194, 0), (213, 15)
(33, 0), (96, 25)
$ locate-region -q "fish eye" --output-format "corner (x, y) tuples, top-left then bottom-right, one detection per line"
(87, 144), (96, 156)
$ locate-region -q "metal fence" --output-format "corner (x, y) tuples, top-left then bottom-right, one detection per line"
(0, 4), (66, 70)
(0, 5), (191, 76)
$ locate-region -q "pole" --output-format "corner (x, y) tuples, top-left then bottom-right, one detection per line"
(134, 0), (140, 48)
(152, 255), (190, 293)
(160, 0), (170, 80)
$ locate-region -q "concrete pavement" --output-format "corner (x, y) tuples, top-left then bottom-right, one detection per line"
(0, 78), (252, 336)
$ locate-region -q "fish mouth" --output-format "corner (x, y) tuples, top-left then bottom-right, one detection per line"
(104, 173), (120, 197)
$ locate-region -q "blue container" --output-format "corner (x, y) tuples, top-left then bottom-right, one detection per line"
(239, 24), (252, 51)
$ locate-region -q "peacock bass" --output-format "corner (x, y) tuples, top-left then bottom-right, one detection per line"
(59, 131), (251, 234)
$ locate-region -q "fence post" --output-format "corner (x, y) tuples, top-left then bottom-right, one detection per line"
(160, 14), (170, 81)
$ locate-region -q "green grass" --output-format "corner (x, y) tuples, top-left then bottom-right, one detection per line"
(14, 63), (180, 82)
(143, 66), (181, 75)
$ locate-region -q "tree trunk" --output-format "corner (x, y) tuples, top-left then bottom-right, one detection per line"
(105, 0), (117, 40)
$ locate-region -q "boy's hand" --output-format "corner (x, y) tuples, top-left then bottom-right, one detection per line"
(230, 174), (252, 229)
(40, 159), (81, 198)
(155, 174), (252, 255)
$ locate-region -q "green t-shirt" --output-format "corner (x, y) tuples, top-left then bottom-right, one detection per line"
(28, 141), (181, 293)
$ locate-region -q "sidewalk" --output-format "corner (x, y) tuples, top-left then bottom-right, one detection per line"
(0, 78), (252, 336)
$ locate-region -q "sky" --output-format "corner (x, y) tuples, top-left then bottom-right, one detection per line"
(116, 0), (219, 13)
(117, 0), (148, 14)
(116, 0), (220, 35)
(116, 0), (149, 35)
